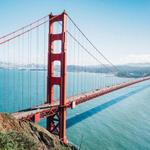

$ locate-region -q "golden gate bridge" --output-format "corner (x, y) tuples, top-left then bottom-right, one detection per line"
(0, 11), (149, 144)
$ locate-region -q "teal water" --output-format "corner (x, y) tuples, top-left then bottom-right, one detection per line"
(0, 69), (150, 150)
(67, 81), (150, 150)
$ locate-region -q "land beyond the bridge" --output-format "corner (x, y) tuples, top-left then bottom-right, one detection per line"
(0, 62), (150, 78)
(0, 113), (76, 150)
(67, 63), (150, 78)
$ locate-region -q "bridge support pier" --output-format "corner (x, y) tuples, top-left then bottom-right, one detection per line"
(47, 11), (67, 144)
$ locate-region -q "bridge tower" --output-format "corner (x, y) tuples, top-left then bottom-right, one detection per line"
(47, 11), (67, 143)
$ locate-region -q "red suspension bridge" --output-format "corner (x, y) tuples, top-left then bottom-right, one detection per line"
(0, 11), (150, 144)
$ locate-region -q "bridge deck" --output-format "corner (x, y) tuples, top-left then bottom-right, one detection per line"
(12, 77), (150, 121)
(12, 103), (59, 120)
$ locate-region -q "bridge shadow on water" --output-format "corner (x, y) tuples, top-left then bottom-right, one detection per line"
(67, 84), (150, 128)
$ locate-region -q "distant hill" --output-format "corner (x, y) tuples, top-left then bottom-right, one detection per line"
(126, 63), (150, 67)
(67, 64), (150, 78)
(0, 61), (150, 78)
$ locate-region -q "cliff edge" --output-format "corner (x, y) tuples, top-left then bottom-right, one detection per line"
(0, 113), (76, 150)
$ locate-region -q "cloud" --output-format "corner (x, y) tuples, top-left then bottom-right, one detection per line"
(119, 54), (150, 64)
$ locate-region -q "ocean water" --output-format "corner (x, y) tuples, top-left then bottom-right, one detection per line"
(67, 80), (150, 150)
(0, 69), (150, 150)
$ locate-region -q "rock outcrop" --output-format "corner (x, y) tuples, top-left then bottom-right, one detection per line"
(0, 113), (76, 150)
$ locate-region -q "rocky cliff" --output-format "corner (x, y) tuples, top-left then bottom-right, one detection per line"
(0, 113), (76, 150)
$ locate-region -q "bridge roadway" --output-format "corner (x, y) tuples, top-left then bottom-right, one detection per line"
(12, 77), (150, 122)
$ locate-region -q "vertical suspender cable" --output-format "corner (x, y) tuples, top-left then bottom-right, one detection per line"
(13, 35), (16, 111)
(43, 20), (46, 102)
(36, 24), (39, 105)
(18, 36), (21, 110)
(72, 24), (75, 96)
(29, 27), (32, 107)
(21, 29), (24, 109)
(7, 41), (9, 111)
(27, 31), (30, 107)
(4, 43), (6, 111)
(76, 28), (81, 94)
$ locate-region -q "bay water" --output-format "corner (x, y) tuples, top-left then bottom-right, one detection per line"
(0, 69), (150, 150)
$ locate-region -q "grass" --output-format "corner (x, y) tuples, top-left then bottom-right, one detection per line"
(0, 131), (38, 150)
(0, 113), (77, 150)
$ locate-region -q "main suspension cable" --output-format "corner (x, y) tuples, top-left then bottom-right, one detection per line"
(0, 15), (48, 40)
(67, 14), (119, 72)
(0, 15), (59, 45)
(67, 31), (115, 73)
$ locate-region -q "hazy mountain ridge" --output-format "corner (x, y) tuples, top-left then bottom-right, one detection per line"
(0, 62), (150, 78)
(67, 64), (150, 78)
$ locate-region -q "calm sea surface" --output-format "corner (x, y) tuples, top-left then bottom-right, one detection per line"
(0, 69), (150, 150)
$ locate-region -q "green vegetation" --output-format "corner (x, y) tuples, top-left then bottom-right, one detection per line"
(0, 113), (76, 150)
(0, 131), (38, 150)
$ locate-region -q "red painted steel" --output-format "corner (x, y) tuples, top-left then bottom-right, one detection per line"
(46, 11), (67, 143)
(70, 77), (150, 106)
(34, 113), (40, 122)
(13, 77), (150, 122)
